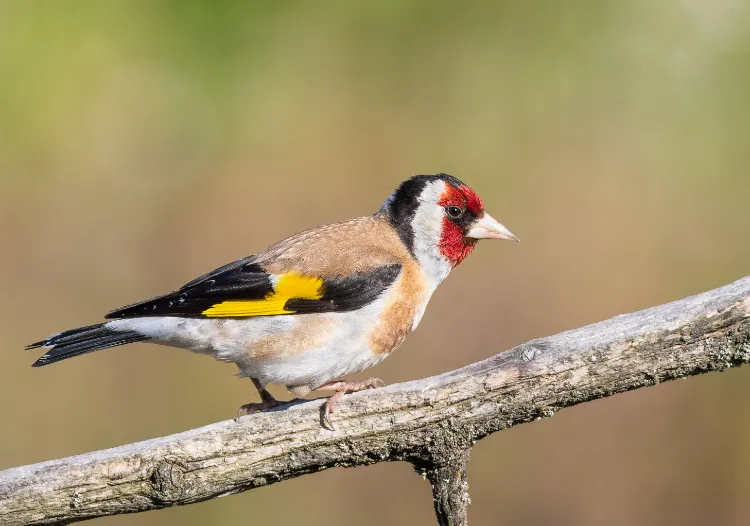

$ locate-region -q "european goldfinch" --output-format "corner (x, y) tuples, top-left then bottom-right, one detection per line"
(28, 174), (518, 428)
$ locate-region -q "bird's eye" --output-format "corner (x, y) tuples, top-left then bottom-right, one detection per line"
(445, 206), (464, 219)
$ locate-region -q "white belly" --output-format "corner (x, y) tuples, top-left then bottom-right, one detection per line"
(107, 293), (393, 391)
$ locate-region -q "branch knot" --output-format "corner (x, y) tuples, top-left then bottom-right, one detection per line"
(149, 458), (187, 504)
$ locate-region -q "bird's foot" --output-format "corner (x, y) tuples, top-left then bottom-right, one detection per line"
(318, 377), (385, 430)
(235, 397), (284, 422)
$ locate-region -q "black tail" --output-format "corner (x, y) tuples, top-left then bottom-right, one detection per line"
(27, 323), (149, 367)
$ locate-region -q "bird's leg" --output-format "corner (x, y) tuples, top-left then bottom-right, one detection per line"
(317, 377), (385, 430)
(235, 378), (284, 421)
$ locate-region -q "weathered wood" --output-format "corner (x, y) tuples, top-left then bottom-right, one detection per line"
(1, 277), (750, 525)
(419, 449), (472, 526)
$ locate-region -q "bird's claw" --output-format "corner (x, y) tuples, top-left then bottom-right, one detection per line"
(319, 377), (385, 431)
(235, 398), (283, 422)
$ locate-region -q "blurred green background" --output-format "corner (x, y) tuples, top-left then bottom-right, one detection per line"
(1, 1), (750, 524)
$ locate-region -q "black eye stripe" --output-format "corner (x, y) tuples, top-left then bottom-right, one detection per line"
(448, 208), (479, 230)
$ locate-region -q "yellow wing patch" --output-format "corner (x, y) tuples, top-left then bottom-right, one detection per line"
(202, 273), (324, 318)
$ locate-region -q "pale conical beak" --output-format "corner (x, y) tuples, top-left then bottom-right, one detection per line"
(467, 213), (520, 242)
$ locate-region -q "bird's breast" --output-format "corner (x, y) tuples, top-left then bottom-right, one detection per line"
(367, 260), (432, 356)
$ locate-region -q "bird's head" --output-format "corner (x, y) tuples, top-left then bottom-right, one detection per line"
(381, 174), (518, 283)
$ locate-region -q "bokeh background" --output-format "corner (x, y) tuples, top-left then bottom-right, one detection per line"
(2, 1), (750, 525)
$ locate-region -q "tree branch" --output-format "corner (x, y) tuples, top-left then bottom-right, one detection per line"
(2, 277), (750, 526)
(418, 449), (472, 526)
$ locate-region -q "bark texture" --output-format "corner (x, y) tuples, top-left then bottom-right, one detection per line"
(2, 276), (750, 525)
(419, 449), (472, 526)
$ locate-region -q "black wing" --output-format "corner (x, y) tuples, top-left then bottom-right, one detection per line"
(105, 260), (401, 319)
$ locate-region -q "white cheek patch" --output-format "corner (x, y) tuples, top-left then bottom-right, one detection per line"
(411, 181), (453, 291)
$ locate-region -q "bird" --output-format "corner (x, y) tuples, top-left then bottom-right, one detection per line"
(27, 173), (518, 429)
